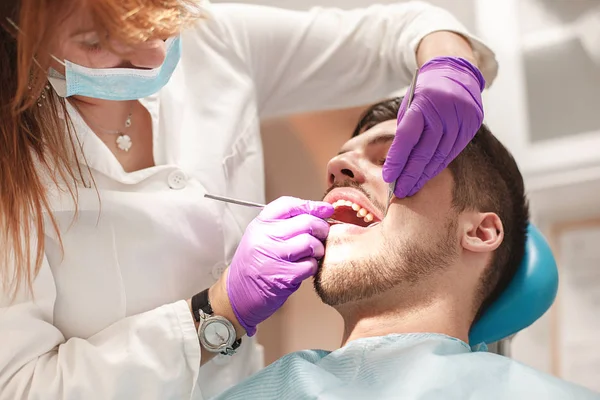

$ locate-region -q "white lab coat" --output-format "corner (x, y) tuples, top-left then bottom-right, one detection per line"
(0, 2), (497, 399)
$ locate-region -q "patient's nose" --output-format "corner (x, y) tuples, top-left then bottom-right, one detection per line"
(327, 153), (366, 186)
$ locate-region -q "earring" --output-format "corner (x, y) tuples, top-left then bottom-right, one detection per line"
(31, 83), (50, 107)
(37, 84), (50, 107)
(27, 72), (50, 107)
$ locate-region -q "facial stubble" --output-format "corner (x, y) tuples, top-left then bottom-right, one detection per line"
(314, 218), (458, 307)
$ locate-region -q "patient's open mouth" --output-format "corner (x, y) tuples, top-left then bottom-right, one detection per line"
(331, 200), (375, 227)
(323, 188), (382, 228)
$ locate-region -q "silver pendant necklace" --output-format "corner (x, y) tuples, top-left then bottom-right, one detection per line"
(115, 112), (133, 152)
(76, 102), (135, 152)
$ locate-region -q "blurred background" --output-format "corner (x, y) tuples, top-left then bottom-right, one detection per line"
(213, 0), (600, 391)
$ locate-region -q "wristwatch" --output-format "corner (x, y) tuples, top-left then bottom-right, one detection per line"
(191, 289), (241, 356)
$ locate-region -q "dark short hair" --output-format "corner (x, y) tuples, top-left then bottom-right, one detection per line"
(352, 98), (530, 323)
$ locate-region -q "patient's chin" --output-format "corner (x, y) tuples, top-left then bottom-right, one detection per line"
(314, 229), (385, 305)
(314, 247), (385, 307)
(314, 261), (375, 307)
(313, 264), (348, 307)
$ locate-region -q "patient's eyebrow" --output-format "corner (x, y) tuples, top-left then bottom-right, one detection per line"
(367, 133), (396, 147)
(337, 133), (396, 155)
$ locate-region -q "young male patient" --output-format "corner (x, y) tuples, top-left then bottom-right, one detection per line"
(213, 99), (599, 399)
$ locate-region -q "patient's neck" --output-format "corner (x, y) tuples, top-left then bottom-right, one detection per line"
(336, 286), (473, 347)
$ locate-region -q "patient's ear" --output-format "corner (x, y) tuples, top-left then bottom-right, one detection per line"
(461, 212), (503, 253)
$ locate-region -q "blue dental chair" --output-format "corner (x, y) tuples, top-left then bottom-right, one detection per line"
(469, 224), (559, 347)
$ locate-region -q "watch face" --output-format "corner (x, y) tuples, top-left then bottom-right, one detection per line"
(204, 321), (232, 347)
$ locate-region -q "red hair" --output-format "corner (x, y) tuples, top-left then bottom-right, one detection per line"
(0, 0), (201, 300)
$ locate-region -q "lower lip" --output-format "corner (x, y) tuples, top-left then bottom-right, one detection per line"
(329, 223), (370, 235)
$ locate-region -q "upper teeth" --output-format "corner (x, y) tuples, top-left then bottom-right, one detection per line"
(331, 200), (374, 224)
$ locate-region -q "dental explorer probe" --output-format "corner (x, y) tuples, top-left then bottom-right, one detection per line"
(384, 68), (420, 217)
(203, 194), (345, 225)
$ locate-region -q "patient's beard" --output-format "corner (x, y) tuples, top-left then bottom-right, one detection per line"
(314, 218), (458, 307)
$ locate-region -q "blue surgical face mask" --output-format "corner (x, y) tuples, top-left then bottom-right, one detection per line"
(48, 36), (182, 100)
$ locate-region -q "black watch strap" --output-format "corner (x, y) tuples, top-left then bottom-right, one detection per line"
(229, 338), (242, 353)
(191, 288), (213, 322)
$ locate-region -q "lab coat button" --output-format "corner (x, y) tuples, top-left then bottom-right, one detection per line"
(212, 263), (227, 281)
(168, 170), (187, 190)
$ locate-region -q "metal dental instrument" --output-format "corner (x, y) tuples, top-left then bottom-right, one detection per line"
(384, 68), (420, 217)
(204, 193), (265, 208)
(204, 194), (345, 225)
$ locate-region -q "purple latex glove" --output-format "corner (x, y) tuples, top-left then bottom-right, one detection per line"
(227, 196), (334, 336)
(383, 56), (486, 198)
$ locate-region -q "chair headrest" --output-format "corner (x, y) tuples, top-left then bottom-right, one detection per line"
(469, 224), (559, 345)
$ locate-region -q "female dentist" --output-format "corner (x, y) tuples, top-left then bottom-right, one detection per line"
(0, 0), (496, 399)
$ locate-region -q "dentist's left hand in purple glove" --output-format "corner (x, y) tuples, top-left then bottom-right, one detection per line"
(383, 56), (486, 198)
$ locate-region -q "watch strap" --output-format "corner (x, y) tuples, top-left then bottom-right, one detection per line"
(222, 338), (242, 356)
(191, 288), (213, 322)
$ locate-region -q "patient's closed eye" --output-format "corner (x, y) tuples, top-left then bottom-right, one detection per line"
(367, 144), (392, 166)
(366, 134), (395, 166)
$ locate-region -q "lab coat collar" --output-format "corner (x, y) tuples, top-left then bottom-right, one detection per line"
(61, 95), (171, 185)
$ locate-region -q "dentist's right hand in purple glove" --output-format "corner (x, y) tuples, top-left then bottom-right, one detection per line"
(227, 196), (334, 336)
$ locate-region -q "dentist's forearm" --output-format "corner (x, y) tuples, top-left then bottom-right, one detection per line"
(207, 274), (246, 339)
(416, 31), (477, 67)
